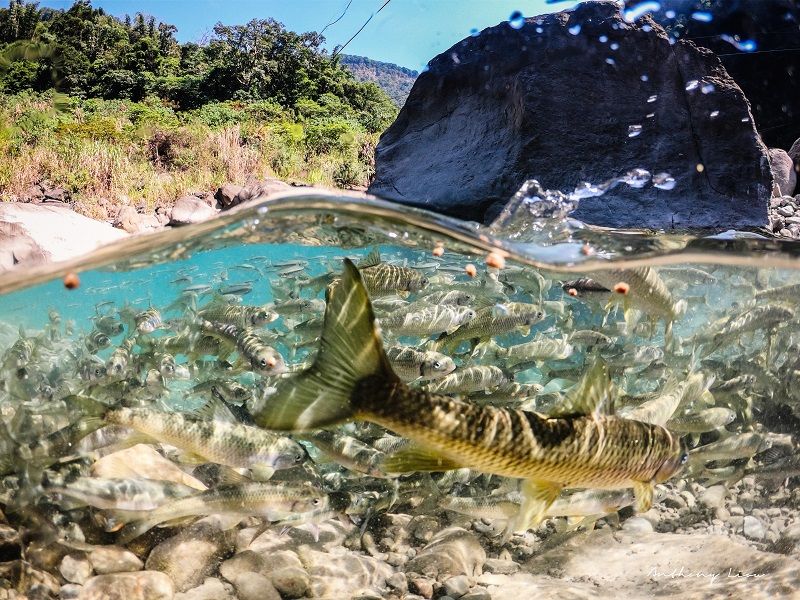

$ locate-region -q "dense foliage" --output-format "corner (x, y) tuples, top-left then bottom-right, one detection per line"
(0, 1), (399, 216)
(0, 0), (397, 134)
(340, 54), (417, 107)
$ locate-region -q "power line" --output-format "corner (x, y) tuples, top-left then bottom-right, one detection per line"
(332, 0), (392, 59)
(320, 0), (352, 36)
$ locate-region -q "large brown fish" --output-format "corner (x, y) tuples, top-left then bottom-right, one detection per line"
(254, 260), (686, 534)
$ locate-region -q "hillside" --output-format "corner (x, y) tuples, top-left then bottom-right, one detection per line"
(340, 54), (417, 107)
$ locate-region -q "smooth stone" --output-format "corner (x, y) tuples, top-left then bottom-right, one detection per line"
(174, 578), (234, 600)
(386, 572), (407, 592)
(78, 571), (173, 600)
(300, 548), (392, 598)
(777, 205), (795, 217)
(215, 183), (244, 208)
(622, 517), (654, 534)
(699, 485), (727, 509)
(169, 195), (218, 226)
(219, 551), (264, 582)
(443, 574), (470, 598)
(405, 527), (486, 581)
(408, 577), (434, 599)
(483, 558), (519, 575)
(89, 546), (143, 574)
(730, 505), (745, 516)
(60, 583), (82, 599)
(461, 588), (492, 600)
(269, 567), (311, 599)
(60, 554), (92, 585)
(145, 522), (231, 592)
(228, 572), (281, 600)
(743, 516), (766, 541)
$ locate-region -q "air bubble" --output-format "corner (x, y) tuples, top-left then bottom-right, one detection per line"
(508, 10), (525, 30)
(720, 34), (757, 52)
(685, 80), (699, 91)
(610, 42), (620, 50)
(647, 94), (658, 103)
(606, 58), (616, 65)
(701, 83), (715, 94)
(710, 110), (719, 118)
(691, 11), (713, 23)
(623, 1), (661, 23)
(653, 173), (676, 190)
(568, 24), (581, 35)
(599, 35), (608, 43)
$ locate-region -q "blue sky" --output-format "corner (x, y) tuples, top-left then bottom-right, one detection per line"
(32, 0), (579, 70)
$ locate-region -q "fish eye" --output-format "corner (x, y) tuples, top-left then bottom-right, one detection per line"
(433, 361), (441, 369)
(312, 498), (320, 506)
(680, 452), (689, 465)
(260, 358), (268, 368)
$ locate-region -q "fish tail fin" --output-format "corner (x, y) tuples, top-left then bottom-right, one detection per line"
(113, 516), (159, 544)
(254, 258), (395, 432)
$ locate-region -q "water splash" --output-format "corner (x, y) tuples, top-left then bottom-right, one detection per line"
(508, 10), (525, 30)
(720, 35), (757, 52)
(623, 2), (661, 23)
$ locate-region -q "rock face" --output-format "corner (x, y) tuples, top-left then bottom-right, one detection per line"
(770, 148), (797, 196)
(369, 1), (772, 229)
(0, 203), (128, 271)
(627, 0), (800, 150)
(169, 195), (219, 226)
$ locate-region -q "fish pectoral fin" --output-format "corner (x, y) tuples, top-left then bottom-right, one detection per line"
(633, 481), (655, 513)
(191, 397), (238, 424)
(508, 479), (562, 535)
(249, 464), (275, 481)
(216, 465), (252, 485)
(566, 514), (604, 531)
(175, 451), (207, 465)
(381, 445), (464, 473)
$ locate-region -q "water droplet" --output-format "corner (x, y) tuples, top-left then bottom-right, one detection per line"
(691, 11), (713, 23)
(508, 10), (525, 30)
(469, 28), (480, 37)
(606, 57), (616, 65)
(685, 80), (699, 91)
(641, 74), (649, 82)
(720, 34), (757, 52)
(570, 182), (608, 200)
(647, 94), (658, 103)
(646, 112), (655, 119)
(701, 83), (715, 94)
(569, 24), (582, 35)
(628, 125), (643, 137)
(599, 35), (609, 43)
(710, 110), (719, 118)
(665, 9), (676, 18)
(653, 173), (676, 190)
(623, 1), (661, 23)
(610, 42), (620, 50)
(536, 26), (543, 34)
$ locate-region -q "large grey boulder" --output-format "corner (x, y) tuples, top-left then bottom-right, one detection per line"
(769, 148), (797, 197)
(625, 0), (800, 150)
(0, 203), (127, 271)
(369, 1), (772, 229)
(169, 195), (218, 226)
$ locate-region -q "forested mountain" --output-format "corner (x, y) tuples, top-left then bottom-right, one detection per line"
(340, 54), (417, 107)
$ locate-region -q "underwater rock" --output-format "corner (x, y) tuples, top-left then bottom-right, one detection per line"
(483, 559), (519, 575)
(0, 560), (60, 597)
(0, 203), (127, 271)
(169, 195), (219, 226)
(59, 553), (93, 584)
(369, 0), (771, 229)
(88, 546), (144, 574)
(300, 547), (393, 598)
(174, 577), (235, 600)
(269, 566), (311, 599)
(0, 524), (21, 562)
(770, 149), (797, 197)
(443, 574), (471, 597)
(743, 516), (766, 541)
(626, 0), (800, 150)
(145, 521), (233, 592)
(405, 527), (486, 581)
(79, 571), (174, 600)
(227, 572), (281, 600)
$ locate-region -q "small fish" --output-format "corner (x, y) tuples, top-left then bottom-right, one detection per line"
(501, 336), (574, 369)
(567, 330), (614, 349)
(271, 298), (326, 317)
(380, 305), (476, 337)
(255, 260), (685, 535)
(51, 477), (199, 511)
(218, 282), (254, 296)
(202, 321), (285, 374)
(198, 302), (278, 329)
(106, 337), (135, 378)
(135, 308), (163, 334)
(666, 407), (736, 433)
(385, 346), (456, 382)
(301, 430), (386, 477)
(111, 482), (327, 542)
(84, 330), (111, 354)
(436, 302), (545, 350)
(688, 432), (772, 466)
(358, 248), (429, 296)
(93, 315), (125, 337)
(425, 365), (510, 395)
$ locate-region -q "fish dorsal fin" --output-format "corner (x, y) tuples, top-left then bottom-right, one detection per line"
(193, 397), (237, 424)
(358, 247), (382, 268)
(550, 360), (615, 418)
(254, 259), (396, 432)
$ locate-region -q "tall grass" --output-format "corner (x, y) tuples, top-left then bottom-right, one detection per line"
(0, 91), (378, 220)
